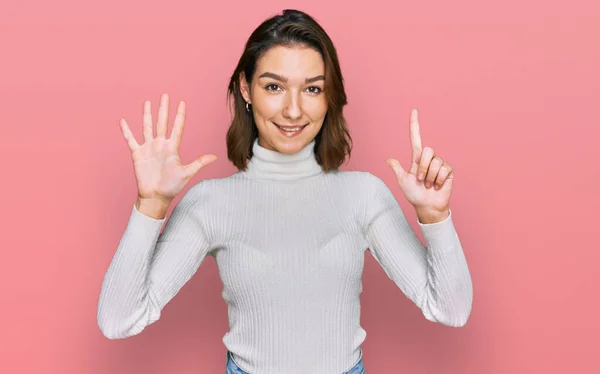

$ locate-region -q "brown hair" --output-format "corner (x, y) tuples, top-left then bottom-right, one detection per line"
(225, 9), (352, 172)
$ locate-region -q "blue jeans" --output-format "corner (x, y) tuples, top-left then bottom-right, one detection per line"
(225, 349), (365, 374)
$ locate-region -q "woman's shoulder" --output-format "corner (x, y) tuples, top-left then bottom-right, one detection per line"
(184, 173), (242, 193)
(325, 169), (384, 187)
(177, 174), (238, 202)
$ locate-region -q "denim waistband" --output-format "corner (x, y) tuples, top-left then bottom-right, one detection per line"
(225, 348), (364, 374)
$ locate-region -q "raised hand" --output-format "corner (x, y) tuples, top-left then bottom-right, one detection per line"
(119, 93), (217, 205)
(385, 109), (453, 221)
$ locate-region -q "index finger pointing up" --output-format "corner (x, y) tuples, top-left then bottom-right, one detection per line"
(410, 109), (423, 166)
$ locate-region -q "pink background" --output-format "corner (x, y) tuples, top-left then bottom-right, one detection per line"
(1, 0), (599, 373)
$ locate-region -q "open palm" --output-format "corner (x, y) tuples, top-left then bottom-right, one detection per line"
(119, 93), (217, 202)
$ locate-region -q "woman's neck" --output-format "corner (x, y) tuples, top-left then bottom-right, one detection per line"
(243, 138), (323, 181)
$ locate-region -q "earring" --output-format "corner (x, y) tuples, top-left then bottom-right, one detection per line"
(245, 102), (251, 112)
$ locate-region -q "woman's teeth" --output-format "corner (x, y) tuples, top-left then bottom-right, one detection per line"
(279, 126), (302, 132)
(275, 123), (307, 136)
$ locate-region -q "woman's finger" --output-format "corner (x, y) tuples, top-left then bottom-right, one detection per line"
(142, 100), (153, 142)
(409, 109), (423, 171)
(156, 93), (169, 138)
(434, 163), (450, 189)
(170, 100), (186, 152)
(416, 146), (434, 181)
(120, 118), (139, 151)
(184, 154), (218, 178)
(425, 156), (443, 188)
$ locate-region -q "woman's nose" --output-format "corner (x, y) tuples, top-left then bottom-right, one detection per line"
(283, 95), (302, 119)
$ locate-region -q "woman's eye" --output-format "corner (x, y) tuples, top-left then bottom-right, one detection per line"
(264, 84), (322, 94)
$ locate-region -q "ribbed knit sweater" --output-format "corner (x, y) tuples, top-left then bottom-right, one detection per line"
(97, 138), (473, 374)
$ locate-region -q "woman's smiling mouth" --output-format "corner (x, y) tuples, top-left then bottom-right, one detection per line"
(274, 122), (309, 136)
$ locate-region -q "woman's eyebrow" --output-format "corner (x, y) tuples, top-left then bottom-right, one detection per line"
(258, 72), (325, 83)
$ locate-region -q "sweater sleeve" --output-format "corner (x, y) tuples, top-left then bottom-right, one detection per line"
(363, 173), (473, 327)
(97, 183), (213, 339)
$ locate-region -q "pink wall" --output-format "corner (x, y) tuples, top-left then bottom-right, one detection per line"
(1, 0), (599, 373)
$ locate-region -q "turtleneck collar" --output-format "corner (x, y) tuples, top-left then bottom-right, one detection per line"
(243, 138), (323, 181)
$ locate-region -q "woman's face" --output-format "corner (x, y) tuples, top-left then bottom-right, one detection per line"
(240, 45), (328, 154)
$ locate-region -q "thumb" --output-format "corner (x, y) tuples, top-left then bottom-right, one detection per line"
(385, 158), (407, 183)
(185, 154), (218, 177)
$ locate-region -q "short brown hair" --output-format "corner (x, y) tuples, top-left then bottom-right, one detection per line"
(225, 9), (352, 172)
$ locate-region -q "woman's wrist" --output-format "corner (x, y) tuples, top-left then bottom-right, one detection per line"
(135, 196), (172, 220)
(415, 207), (450, 224)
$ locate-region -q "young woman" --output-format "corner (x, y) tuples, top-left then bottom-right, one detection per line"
(98, 9), (473, 374)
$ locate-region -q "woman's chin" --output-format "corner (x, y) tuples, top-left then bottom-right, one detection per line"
(274, 141), (305, 154)
(268, 137), (309, 154)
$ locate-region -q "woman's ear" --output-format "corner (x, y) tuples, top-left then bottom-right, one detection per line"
(239, 72), (251, 103)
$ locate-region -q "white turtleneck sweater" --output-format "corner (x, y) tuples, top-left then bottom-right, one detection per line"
(97, 138), (473, 374)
